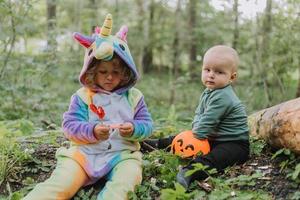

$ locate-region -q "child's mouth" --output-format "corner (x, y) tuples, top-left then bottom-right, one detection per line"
(206, 81), (214, 85)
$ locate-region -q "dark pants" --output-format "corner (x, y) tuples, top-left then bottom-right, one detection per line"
(147, 136), (249, 180)
(188, 139), (250, 181)
(156, 136), (249, 181)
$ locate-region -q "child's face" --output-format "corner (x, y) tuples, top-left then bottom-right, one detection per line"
(201, 53), (237, 90)
(94, 61), (124, 92)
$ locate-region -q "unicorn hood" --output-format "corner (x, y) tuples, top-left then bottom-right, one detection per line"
(73, 14), (139, 94)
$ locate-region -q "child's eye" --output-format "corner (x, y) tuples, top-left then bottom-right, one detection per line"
(216, 71), (223, 74)
(98, 71), (107, 74)
(204, 68), (210, 72)
(113, 70), (121, 75)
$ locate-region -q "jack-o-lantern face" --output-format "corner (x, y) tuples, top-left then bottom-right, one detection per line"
(171, 130), (210, 158)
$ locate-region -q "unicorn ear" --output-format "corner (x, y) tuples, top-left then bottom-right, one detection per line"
(116, 25), (128, 42)
(73, 32), (95, 48)
(94, 26), (101, 34)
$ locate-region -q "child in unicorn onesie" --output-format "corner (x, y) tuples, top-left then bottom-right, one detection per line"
(23, 14), (153, 200)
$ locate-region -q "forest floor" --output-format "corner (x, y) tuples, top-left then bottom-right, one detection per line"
(0, 132), (299, 200)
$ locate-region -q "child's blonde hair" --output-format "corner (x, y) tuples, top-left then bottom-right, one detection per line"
(84, 54), (134, 90)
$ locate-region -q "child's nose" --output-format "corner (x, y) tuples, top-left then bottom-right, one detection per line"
(208, 71), (215, 78)
(107, 74), (113, 80)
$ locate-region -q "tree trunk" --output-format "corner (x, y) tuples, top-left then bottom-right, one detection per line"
(170, 0), (182, 105)
(43, 0), (57, 84)
(232, 0), (239, 49)
(142, 0), (154, 73)
(248, 98), (300, 155)
(88, 0), (98, 28)
(0, 0), (16, 79)
(260, 0), (273, 106)
(135, 0), (147, 77)
(297, 65), (300, 98)
(46, 0), (57, 51)
(114, 0), (119, 27)
(172, 0), (181, 80)
(295, 13), (300, 98)
(188, 0), (197, 80)
(74, 0), (82, 32)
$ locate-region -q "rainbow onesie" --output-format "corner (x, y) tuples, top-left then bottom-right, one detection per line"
(23, 14), (153, 200)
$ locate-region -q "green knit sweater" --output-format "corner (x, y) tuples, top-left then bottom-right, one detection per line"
(192, 85), (249, 141)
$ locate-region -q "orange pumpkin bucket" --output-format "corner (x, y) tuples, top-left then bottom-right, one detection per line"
(171, 130), (210, 158)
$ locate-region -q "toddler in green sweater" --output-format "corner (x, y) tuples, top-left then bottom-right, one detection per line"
(143, 45), (249, 189)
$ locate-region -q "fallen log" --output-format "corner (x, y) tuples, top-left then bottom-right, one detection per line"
(248, 98), (300, 155)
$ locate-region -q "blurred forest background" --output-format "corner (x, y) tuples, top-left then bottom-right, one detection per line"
(1, 0), (300, 199)
(0, 0), (300, 129)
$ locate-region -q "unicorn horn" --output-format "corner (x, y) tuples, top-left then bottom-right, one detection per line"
(100, 14), (113, 37)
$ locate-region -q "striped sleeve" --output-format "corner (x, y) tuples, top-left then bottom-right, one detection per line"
(62, 94), (98, 144)
(127, 96), (153, 141)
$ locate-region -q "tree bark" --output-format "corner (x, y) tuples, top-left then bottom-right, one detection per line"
(295, 12), (300, 98)
(88, 0), (98, 28)
(232, 0), (239, 49)
(0, 0), (16, 79)
(172, 0), (181, 80)
(46, 0), (57, 51)
(260, 0), (273, 106)
(188, 0), (197, 80)
(142, 0), (154, 73)
(135, 0), (147, 76)
(170, 0), (182, 105)
(114, 0), (119, 27)
(248, 98), (300, 155)
(296, 65), (300, 97)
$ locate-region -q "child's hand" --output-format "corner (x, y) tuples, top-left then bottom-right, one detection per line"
(119, 122), (134, 137)
(93, 124), (110, 141)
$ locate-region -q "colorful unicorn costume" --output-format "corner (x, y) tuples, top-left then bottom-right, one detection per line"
(23, 14), (153, 200)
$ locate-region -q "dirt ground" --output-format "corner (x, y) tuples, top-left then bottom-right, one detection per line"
(1, 136), (299, 199)
(224, 145), (299, 199)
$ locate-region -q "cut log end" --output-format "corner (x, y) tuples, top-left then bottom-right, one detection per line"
(248, 98), (300, 155)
